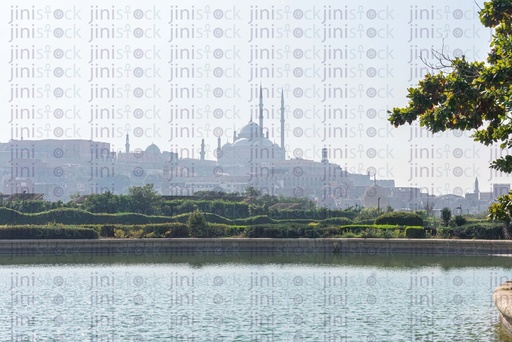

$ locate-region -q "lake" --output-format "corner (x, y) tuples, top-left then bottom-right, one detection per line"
(1, 254), (512, 341)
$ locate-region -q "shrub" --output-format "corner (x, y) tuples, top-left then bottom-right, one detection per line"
(100, 225), (115, 237)
(436, 226), (451, 239)
(204, 213), (233, 224)
(114, 228), (126, 238)
(244, 224), (318, 238)
(452, 222), (504, 239)
(380, 229), (394, 239)
(374, 212), (424, 227)
(0, 225), (98, 239)
(340, 232), (357, 238)
(441, 207), (451, 226)
(319, 217), (353, 226)
(0, 207), (23, 225)
(360, 228), (378, 238)
(188, 210), (213, 237)
(405, 226), (426, 238)
(166, 223), (189, 238)
(339, 224), (402, 235)
(268, 208), (358, 221)
(453, 215), (467, 226)
(355, 219), (376, 225)
(234, 215), (274, 225)
(354, 208), (381, 222)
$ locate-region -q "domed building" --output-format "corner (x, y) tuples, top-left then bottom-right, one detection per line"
(216, 85), (286, 168)
(363, 180), (389, 209)
(145, 143), (161, 156)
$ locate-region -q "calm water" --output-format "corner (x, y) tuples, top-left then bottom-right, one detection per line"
(1, 254), (512, 341)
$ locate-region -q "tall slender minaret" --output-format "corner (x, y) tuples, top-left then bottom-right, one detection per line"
(200, 139), (205, 161)
(474, 177), (480, 198)
(216, 136), (222, 160)
(125, 134), (130, 153)
(280, 89), (285, 151)
(258, 84), (264, 138)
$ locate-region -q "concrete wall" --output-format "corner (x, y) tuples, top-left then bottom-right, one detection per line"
(494, 280), (512, 336)
(2, 238), (512, 257)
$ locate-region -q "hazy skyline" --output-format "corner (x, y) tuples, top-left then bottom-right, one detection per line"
(0, 0), (503, 196)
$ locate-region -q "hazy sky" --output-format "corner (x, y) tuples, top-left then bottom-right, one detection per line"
(1, 0), (503, 196)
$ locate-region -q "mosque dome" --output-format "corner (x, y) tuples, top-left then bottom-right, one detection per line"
(363, 183), (388, 209)
(254, 138), (273, 147)
(145, 143), (161, 155)
(237, 121), (261, 140)
(232, 138), (253, 148)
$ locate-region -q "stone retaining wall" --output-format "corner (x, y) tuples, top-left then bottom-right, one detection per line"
(1, 238), (512, 257)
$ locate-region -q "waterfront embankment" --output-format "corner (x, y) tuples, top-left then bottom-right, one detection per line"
(2, 238), (512, 257)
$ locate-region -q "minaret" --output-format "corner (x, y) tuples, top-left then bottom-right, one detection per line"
(280, 89), (285, 151)
(258, 84), (264, 138)
(200, 139), (205, 161)
(162, 164), (170, 195)
(125, 134), (130, 153)
(321, 146), (328, 164)
(216, 136), (222, 160)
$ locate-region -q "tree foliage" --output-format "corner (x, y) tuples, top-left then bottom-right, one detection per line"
(187, 209), (209, 237)
(389, 0), (512, 172)
(388, 0), (512, 222)
(441, 207), (452, 227)
(127, 184), (163, 215)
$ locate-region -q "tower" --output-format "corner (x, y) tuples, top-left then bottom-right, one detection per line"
(474, 177), (480, 198)
(216, 136), (222, 160)
(280, 89), (285, 151)
(200, 139), (205, 161)
(125, 134), (130, 153)
(162, 163), (170, 196)
(321, 147), (328, 164)
(258, 84), (264, 138)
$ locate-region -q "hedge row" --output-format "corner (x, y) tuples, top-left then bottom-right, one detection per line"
(405, 226), (426, 238)
(243, 224), (425, 238)
(450, 222), (505, 239)
(83, 222), (245, 239)
(162, 200), (250, 218)
(244, 224), (325, 238)
(0, 207), (378, 229)
(268, 209), (358, 220)
(374, 212), (424, 227)
(108, 223), (190, 238)
(318, 217), (354, 226)
(0, 207), (171, 225)
(0, 225), (98, 239)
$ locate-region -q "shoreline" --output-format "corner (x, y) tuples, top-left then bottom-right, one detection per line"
(494, 281), (512, 337)
(2, 238), (512, 257)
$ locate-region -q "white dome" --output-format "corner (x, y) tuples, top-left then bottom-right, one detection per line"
(254, 138), (273, 147)
(232, 138), (252, 147)
(363, 184), (387, 208)
(145, 143), (161, 155)
(237, 121), (261, 140)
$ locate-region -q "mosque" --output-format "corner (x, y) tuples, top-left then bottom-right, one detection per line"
(215, 85), (286, 169)
(0, 86), (401, 208)
(153, 85), (388, 206)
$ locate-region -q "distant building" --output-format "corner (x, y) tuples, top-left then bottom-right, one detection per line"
(0, 89), (507, 213)
(493, 183), (510, 198)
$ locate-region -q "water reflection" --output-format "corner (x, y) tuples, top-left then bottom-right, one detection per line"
(0, 254), (510, 341)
